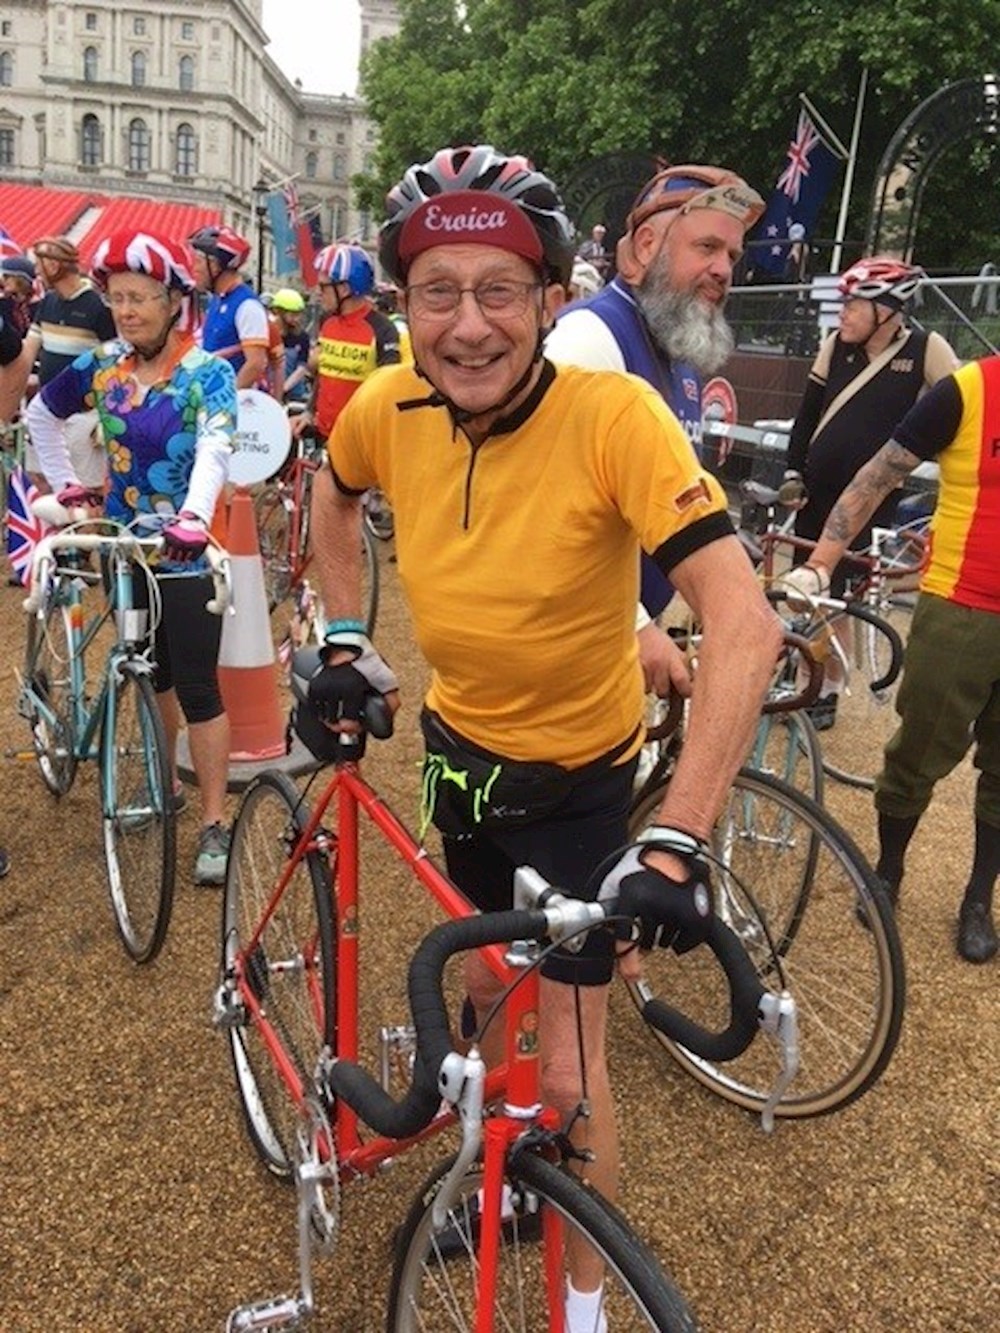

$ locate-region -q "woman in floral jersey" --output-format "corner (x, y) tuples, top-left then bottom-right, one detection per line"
(25, 230), (236, 887)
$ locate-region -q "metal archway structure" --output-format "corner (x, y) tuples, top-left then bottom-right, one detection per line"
(561, 152), (660, 252)
(867, 74), (1000, 259)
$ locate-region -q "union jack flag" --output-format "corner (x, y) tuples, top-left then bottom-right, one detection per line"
(5, 464), (52, 587)
(750, 107), (843, 277)
(0, 223), (22, 261)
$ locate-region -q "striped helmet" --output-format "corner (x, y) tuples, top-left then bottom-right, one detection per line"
(91, 230), (197, 293)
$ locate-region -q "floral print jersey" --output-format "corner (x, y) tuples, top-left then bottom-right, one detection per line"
(40, 337), (236, 526)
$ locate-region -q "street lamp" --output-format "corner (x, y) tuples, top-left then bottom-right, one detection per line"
(252, 176), (269, 293)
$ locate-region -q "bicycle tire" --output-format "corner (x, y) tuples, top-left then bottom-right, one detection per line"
(303, 524), (380, 643)
(363, 488), (395, 542)
(388, 1150), (697, 1332)
(815, 601), (910, 792)
(223, 770), (335, 1179)
(23, 593), (77, 797)
(101, 665), (176, 963)
(749, 706), (824, 804)
(626, 768), (905, 1118)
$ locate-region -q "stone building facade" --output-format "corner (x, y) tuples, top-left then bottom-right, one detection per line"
(0, 0), (400, 281)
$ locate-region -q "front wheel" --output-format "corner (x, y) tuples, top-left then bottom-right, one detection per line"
(388, 1150), (697, 1331)
(626, 768), (905, 1117)
(23, 595), (77, 796)
(100, 664), (176, 963)
(223, 770), (335, 1179)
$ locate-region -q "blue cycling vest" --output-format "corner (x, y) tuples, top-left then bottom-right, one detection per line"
(201, 283), (262, 377)
(560, 279), (704, 614)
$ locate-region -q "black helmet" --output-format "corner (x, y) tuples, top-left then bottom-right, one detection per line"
(379, 144), (576, 288)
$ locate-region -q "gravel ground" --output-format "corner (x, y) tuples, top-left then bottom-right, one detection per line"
(1, 548), (996, 1332)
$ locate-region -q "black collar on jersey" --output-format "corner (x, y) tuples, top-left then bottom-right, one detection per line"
(396, 343), (556, 435)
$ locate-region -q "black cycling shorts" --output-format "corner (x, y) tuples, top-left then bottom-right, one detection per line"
(440, 753), (638, 987)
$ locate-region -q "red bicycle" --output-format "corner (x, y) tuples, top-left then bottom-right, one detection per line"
(253, 427), (379, 660)
(214, 691), (797, 1330)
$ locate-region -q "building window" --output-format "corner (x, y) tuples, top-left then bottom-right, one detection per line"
(0, 51), (11, 86)
(305, 151), (317, 178)
(0, 128), (13, 166)
(336, 132), (345, 145)
(83, 46), (98, 82)
(81, 113), (102, 166)
(1, 21), (11, 37)
(128, 117), (150, 172)
(333, 154), (345, 182)
(308, 128), (317, 141)
(181, 20), (194, 40)
(178, 54), (194, 92)
(175, 123), (196, 176)
(134, 16), (145, 36)
(85, 12), (97, 31)
(131, 51), (146, 88)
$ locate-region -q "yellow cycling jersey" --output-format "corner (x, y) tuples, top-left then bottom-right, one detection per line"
(329, 361), (730, 767)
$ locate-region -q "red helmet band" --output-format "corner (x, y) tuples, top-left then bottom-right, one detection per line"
(398, 191), (544, 276)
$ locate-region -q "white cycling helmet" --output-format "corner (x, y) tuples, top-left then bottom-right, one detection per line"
(570, 259), (604, 298)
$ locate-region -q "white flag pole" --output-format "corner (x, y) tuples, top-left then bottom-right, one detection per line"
(829, 66), (869, 273)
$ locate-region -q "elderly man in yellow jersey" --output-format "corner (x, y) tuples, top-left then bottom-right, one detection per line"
(306, 144), (781, 1327)
(785, 353), (1000, 964)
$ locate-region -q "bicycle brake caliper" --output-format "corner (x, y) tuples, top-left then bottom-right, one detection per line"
(757, 990), (800, 1133)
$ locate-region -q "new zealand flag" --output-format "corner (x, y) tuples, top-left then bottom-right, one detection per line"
(751, 108), (843, 277)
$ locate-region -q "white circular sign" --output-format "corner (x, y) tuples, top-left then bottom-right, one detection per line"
(229, 389), (292, 486)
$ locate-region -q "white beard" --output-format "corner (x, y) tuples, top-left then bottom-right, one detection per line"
(636, 250), (735, 376)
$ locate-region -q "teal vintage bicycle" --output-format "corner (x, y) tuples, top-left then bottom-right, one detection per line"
(18, 502), (230, 962)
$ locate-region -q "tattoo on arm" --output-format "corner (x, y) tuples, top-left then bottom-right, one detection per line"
(821, 441), (921, 545)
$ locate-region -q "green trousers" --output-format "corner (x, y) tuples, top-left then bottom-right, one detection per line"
(875, 593), (1000, 826)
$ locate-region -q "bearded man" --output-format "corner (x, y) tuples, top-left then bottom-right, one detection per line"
(546, 165), (763, 693)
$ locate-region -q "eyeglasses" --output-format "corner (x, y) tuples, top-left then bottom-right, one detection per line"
(406, 280), (542, 321)
(102, 291), (167, 310)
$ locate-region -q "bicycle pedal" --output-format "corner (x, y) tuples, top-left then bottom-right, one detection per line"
(225, 1294), (308, 1331)
(379, 1024), (417, 1094)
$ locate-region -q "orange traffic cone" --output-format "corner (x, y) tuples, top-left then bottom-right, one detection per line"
(218, 487), (286, 763)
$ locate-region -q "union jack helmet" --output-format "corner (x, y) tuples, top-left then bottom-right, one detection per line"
(91, 229), (197, 293)
(839, 256), (923, 309)
(188, 224), (251, 272)
(314, 243), (375, 296)
(379, 144), (575, 287)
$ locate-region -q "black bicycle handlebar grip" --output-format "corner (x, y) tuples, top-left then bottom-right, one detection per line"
(845, 603), (905, 693)
(363, 693), (394, 740)
(324, 909), (546, 1139)
(638, 917), (766, 1062)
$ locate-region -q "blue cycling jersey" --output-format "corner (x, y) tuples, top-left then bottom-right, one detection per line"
(558, 278), (704, 614)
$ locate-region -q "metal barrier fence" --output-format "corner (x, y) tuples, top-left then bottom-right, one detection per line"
(725, 272), (1000, 364)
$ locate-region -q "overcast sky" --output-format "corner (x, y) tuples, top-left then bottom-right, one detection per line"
(261, 0), (362, 97)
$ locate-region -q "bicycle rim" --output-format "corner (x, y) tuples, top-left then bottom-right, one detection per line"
(626, 769), (905, 1117)
(24, 599), (77, 796)
(256, 484), (293, 612)
(223, 770), (335, 1178)
(101, 666), (176, 963)
(388, 1151), (697, 1332)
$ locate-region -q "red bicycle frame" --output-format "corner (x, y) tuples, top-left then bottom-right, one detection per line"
(229, 758), (571, 1332)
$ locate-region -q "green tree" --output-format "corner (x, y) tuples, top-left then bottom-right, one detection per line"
(356, 0), (1000, 270)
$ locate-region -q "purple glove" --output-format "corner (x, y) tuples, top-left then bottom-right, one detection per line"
(56, 483), (104, 511)
(162, 511), (209, 563)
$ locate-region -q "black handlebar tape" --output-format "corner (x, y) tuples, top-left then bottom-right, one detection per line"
(363, 693), (394, 739)
(841, 603), (905, 693)
(324, 909), (547, 1139)
(639, 917), (766, 1062)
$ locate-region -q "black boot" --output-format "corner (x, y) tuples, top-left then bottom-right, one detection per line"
(956, 820), (999, 963)
(957, 900), (997, 963)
